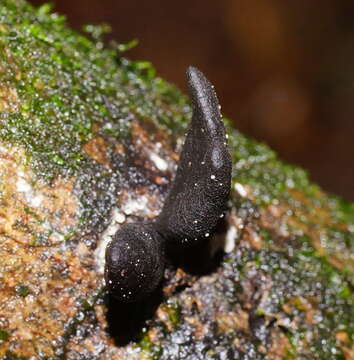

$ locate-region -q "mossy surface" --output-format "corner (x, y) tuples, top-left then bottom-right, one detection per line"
(0, 1), (352, 359)
(0, 0), (189, 181)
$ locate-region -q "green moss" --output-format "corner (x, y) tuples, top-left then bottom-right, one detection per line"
(336, 198), (354, 224)
(222, 223), (353, 358)
(4, 351), (28, 360)
(261, 242), (352, 356)
(0, 330), (10, 342)
(228, 125), (353, 235)
(165, 299), (181, 326)
(137, 329), (163, 360)
(0, 0), (192, 241)
(0, 0), (190, 180)
(227, 126), (316, 206)
(15, 284), (29, 297)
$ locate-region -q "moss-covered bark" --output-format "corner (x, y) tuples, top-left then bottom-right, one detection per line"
(0, 1), (352, 359)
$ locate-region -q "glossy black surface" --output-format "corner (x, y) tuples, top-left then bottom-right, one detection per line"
(105, 223), (165, 302)
(105, 67), (232, 302)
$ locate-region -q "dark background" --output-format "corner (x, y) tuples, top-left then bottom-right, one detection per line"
(30, 0), (354, 201)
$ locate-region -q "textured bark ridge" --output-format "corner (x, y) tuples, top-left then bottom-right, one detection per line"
(0, 1), (353, 359)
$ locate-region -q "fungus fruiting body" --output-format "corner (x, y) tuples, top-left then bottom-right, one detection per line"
(105, 66), (232, 302)
(105, 223), (165, 302)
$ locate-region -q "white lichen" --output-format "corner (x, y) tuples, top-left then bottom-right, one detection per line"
(149, 151), (168, 172)
(234, 182), (248, 198)
(224, 225), (237, 253)
(94, 207), (124, 274)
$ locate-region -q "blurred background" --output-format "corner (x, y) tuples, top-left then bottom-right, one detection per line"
(30, 0), (354, 201)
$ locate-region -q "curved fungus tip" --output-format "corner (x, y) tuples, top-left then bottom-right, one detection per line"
(155, 66), (232, 247)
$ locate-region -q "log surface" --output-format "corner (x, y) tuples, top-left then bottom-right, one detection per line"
(0, 1), (353, 359)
